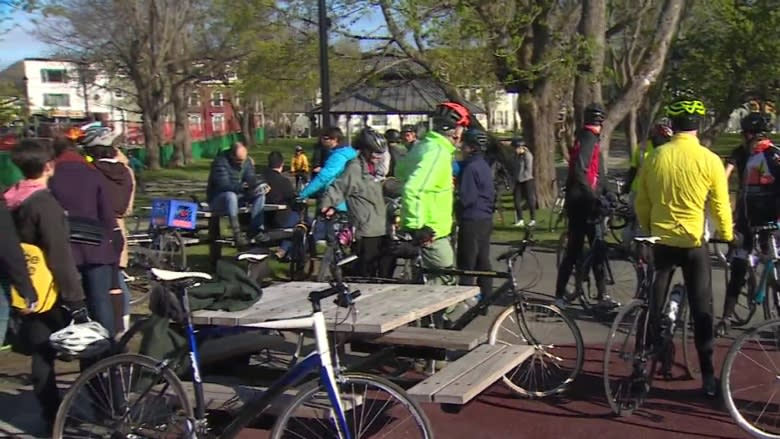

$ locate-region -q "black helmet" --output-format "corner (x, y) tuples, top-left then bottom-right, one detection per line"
(431, 101), (471, 131)
(354, 128), (387, 154)
(384, 129), (401, 143)
(741, 112), (773, 134)
(401, 124), (415, 134)
(462, 128), (488, 152)
(510, 137), (526, 148)
(584, 103), (607, 125)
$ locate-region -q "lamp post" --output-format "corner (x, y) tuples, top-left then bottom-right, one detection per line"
(318, 0), (331, 129)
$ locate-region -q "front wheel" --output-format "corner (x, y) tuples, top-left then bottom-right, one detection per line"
(488, 301), (584, 398)
(271, 372), (433, 439)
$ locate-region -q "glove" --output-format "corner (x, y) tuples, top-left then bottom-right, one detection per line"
(62, 301), (89, 324)
(410, 226), (435, 246)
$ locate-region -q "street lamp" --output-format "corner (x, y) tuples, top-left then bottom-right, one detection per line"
(318, 0), (331, 129)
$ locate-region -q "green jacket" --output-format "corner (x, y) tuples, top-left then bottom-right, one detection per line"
(399, 131), (456, 238)
(321, 155), (387, 238)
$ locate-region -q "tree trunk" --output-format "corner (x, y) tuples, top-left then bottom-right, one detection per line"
(573, 0), (607, 124)
(624, 106), (639, 155)
(141, 111), (162, 170)
(171, 83), (190, 167)
(518, 87), (559, 207)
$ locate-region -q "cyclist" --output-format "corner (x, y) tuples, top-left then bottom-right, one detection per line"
(384, 128), (407, 177)
(401, 124), (418, 151)
(321, 128), (393, 278)
(399, 102), (471, 285)
(635, 98), (733, 397)
(291, 145), (310, 190)
(622, 122), (673, 243)
(554, 103), (616, 309)
(456, 128), (495, 298)
(719, 112), (780, 333)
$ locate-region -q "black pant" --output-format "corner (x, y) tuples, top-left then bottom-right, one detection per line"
(18, 309), (68, 426)
(724, 220), (772, 318)
(652, 244), (715, 377)
(353, 236), (394, 279)
(457, 219), (493, 297)
(513, 180), (536, 220)
(555, 209), (606, 298)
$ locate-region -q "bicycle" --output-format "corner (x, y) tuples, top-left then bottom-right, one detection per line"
(603, 236), (710, 416)
(720, 316), (780, 438)
(395, 227), (585, 398)
(717, 222), (780, 333)
(556, 201), (639, 313)
(547, 183), (567, 232)
(53, 256), (433, 438)
(126, 222), (189, 306)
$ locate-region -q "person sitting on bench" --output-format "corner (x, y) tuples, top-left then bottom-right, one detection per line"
(206, 142), (269, 246)
(263, 151), (299, 260)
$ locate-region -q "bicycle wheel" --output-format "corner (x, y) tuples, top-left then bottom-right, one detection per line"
(603, 299), (654, 416)
(722, 318), (780, 439)
(732, 263), (759, 327)
(488, 301), (584, 397)
(577, 249), (638, 311)
(52, 353), (194, 439)
(679, 300), (700, 379)
(763, 271), (780, 321)
(157, 230), (187, 270)
(271, 372), (433, 439)
(555, 231), (567, 266)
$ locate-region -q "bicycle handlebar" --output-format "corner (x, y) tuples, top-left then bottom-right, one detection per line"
(496, 227), (535, 262)
(308, 283), (362, 308)
(751, 222), (780, 233)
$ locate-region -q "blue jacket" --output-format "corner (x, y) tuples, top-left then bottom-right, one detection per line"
(206, 151), (261, 203)
(457, 154), (495, 221)
(299, 145), (357, 210)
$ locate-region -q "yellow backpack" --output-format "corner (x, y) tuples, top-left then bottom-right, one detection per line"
(10, 243), (58, 314)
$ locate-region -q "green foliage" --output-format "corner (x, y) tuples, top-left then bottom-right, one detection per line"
(666, 0), (780, 121)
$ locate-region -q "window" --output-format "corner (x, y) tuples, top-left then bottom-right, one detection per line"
(188, 92), (200, 107)
(212, 113), (225, 132)
(188, 114), (201, 127)
(40, 69), (67, 83)
(371, 114), (388, 126)
(43, 93), (70, 107)
(211, 91), (223, 107)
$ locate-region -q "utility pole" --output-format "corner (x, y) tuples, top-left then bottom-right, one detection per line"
(318, 0), (331, 128)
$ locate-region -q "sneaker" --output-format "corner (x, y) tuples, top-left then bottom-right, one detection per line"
(597, 295), (620, 309)
(554, 298), (569, 310)
(702, 374), (717, 398)
(527, 220), (536, 228)
(514, 219), (525, 227)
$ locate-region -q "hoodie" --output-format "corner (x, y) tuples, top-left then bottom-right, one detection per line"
(93, 157), (136, 268)
(299, 145), (357, 211)
(4, 182), (85, 305)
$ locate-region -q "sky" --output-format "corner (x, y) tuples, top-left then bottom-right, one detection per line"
(0, 11), (50, 69)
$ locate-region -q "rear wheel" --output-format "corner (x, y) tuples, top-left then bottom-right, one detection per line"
(576, 249), (638, 311)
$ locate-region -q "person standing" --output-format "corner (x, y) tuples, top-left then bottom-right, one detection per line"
(401, 124), (419, 151)
(511, 138), (536, 227)
(456, 129), (495, 299)
(291, 145), (310, 191)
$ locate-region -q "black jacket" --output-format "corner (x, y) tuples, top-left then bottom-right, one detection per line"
(566, 126), (606, 207)
(0, 196), (36, 302)
(262, 168), (296, 227)
(457, 154), (496, 221)
(206, 151), (264, 203)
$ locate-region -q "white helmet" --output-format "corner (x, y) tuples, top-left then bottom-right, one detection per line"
(83, 127), (121, 147)
(49, 321), (111, 358)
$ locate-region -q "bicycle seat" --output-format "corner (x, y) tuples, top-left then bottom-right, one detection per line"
(634, 236), (661, 244)
(151, 268), (212, 282)
(237, 252), (270, 262)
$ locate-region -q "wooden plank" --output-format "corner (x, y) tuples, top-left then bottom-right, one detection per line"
(366, 326), (487, 351)
(423, 345), (534, 405)
(406, 344), (506, 403)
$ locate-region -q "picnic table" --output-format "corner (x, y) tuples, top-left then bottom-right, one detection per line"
(193, 281), (534, 406)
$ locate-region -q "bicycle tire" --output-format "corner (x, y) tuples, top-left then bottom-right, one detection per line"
(680, 301), (700, 379)
(488, 301), (584, 398)
(721, 318), (780, 439)
(270, 372), (433, 439)
(52, 353), (194, 439)
(603, 299), (652, 416)
(763, 270), (779, 321)
(576, 250), (638, 311)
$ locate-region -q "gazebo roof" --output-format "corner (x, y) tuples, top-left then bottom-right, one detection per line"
(311, 76), (485, 115)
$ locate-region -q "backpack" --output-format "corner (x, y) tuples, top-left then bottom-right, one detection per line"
(744, 141), (780, 188)
(10, 243), (58, 314)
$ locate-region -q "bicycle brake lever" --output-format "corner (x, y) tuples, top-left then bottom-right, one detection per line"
(334, 290), (361, 308)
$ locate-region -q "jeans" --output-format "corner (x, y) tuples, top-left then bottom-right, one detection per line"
(118, 270), (130, 316)
(0, 284), (8, 346)
(457, 219), (493, 298)
(80, 264), (116, 338)
(277, 211), (301, 254)
(210, 191), (266, 234)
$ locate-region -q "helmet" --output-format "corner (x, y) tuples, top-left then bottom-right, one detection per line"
(649, 123), (673, 147)
(401, 124), (416, 134)
(741, 112), (773, 134)
(81, 127), (120, 147)
(584, 103), (607, 125)
(462, 128), (489, 152)
(353, 127), (387, 154)
(431, 101), (471, 131)
(666, 99), (706, 132)
(510, 137), (526, 148)
(49, 320), (111, 358)
(295, 145), (303, 152)
(384, 129), (401, 143)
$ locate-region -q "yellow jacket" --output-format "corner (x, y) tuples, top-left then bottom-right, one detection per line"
(635, 133), (733, 248)
(291, 152), (309, 173)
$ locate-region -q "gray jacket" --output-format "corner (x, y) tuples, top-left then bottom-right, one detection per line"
(513, 150), (534, 183)
(321, 156), (387, 238)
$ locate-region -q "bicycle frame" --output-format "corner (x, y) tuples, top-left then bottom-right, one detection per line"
(752, 232), (779, 307)
(175, 281), (354, 439)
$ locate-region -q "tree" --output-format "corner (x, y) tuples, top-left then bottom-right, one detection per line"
(664, 0), (780, 145)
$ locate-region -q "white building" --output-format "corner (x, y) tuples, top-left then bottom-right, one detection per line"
(20, 58), (130, 131)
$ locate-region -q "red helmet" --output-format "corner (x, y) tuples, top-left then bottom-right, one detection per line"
(650, 123), (673, 147)
(432, 101), (471, 130)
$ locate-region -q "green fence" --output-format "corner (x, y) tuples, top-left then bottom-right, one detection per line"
(132, 129), (264, 166)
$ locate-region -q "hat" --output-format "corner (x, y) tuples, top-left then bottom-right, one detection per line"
(510, 138), (526, 148)
(295, 145), (303, 152)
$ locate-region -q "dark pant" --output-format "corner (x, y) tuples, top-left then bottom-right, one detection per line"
(457, 218), (493, 298)
(513, 180), (536, 220)
(353, 236), (394, 279)
(19, 309), (67, 426)
(80, 264), (116, 338)
(652, 244), (715, 377)
(555, 210), (606, 298)
(724, 224), (771, 318)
